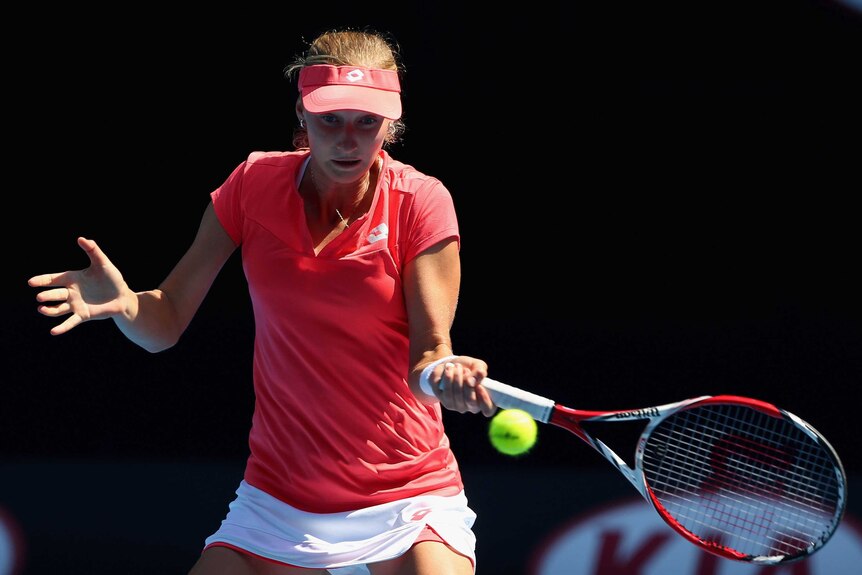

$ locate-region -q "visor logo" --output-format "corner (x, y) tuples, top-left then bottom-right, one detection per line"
(346, 69), (365, 82)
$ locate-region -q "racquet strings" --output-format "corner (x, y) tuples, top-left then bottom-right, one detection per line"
(641, 403), (845, 562)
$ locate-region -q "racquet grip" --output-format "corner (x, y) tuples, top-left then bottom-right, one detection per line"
(481, 378), (555, 423)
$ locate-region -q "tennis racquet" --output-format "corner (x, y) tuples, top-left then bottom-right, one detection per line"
(479, 378), (847, 564)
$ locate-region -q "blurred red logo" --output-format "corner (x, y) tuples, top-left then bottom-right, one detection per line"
(530, 497), (862, 575)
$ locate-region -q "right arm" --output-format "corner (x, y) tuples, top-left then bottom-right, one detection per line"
(28, 203), (237, 352)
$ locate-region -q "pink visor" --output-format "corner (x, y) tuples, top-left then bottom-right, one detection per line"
(298, 65), (402, 120)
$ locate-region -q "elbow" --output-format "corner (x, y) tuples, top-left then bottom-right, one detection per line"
(142, 341), (176, 354)
(137, 332), (182, 354)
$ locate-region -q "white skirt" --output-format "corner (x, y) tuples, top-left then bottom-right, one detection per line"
(203, 480), (477, 574)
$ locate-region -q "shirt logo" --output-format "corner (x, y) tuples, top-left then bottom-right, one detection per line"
(368, 223), (389, 243)
(346, 69), (365, 82)
(410, 509), (432, 522)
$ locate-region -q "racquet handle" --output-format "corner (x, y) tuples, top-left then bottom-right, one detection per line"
(418, 360), (555, 422)
(481, 378), (555, 423)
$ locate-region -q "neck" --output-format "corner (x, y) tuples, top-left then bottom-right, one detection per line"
(305, 158), (379, 228)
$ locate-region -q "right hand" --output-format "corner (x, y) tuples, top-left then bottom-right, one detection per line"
(28, 237), (131, 335)
(426, 355), (497, 417)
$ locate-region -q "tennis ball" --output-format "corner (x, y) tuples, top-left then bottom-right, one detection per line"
(489, 408), (538, 456)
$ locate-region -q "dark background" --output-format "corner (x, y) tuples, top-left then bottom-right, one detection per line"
(5, 1), (862, 573)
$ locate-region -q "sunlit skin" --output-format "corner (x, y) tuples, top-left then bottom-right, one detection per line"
(301, 108), (388, 185)
(295, 108), (389, 252)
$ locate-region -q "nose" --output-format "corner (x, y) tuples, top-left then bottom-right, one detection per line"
(335, 124), (359, 152)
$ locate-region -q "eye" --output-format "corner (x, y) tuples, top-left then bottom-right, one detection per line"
(359, 115), (382, 127)
(320, 114), (339, 124)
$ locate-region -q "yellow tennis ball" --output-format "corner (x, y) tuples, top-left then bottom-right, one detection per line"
(489, 408), (538, 456)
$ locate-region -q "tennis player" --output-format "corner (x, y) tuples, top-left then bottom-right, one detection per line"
(28, 28), (497, 574)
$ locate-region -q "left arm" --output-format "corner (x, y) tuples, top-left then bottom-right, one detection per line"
(404, 238), (495, 416)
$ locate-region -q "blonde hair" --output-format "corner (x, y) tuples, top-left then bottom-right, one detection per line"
(285, 28), (406, 148)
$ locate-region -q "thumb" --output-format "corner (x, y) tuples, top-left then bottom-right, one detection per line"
(77, 236), (111, 268)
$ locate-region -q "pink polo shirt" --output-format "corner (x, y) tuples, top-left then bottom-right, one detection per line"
(211, 149), (463, 513)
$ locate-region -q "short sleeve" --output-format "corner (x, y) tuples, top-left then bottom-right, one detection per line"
(402, 178), (460, 264)
(210, 160), (249, 246)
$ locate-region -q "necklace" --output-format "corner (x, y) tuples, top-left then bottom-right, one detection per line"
(335, 208), (349, 228)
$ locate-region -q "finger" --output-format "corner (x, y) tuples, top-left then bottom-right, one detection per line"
(440, 362), (457, 407)
(461, 374), (482, 414)
(50, 314), (83, 336)
(476, 381), (498, 417)
(450, 364), (473, 414)
(28, 273), (71, 288)
(37, 302), (73, 317)
(35, 287), (70, 303)
(78, 236), (111, 267)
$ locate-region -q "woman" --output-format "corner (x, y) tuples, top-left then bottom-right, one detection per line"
(28, 28), (496, 574)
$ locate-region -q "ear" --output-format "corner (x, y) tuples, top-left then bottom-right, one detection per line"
(296, 98), (305, 124)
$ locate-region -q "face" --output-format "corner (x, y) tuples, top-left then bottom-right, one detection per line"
(301, 109), (389, 185)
